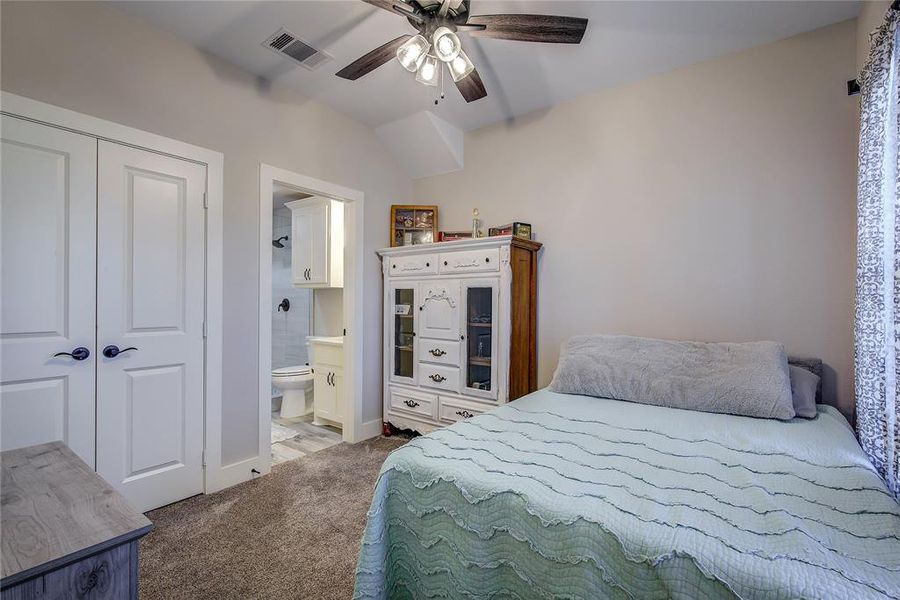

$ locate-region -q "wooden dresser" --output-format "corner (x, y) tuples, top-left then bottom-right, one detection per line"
(1, 443), (152, 599)
(378, 235), (542, 434)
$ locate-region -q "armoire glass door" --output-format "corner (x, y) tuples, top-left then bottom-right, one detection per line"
(462, 280), (498, 399)
(391, 285), (416, 383)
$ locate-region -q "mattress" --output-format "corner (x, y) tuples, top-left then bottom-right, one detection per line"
(354, 389), (900, 599)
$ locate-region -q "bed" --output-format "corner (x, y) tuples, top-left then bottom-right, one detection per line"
(354, 359), (900, 599)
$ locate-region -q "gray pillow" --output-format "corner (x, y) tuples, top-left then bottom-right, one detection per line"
(549, 335), (795, 420)
(789, 364), (819, 418)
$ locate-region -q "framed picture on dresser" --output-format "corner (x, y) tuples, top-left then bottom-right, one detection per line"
(391, 205), (438, 247)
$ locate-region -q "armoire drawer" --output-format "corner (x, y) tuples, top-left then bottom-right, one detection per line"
(418, 364), (460, 393)
(438, 396), (488, 423)
(439, 248), (500, 274)
(389, 387), (437, 420)
(387, 254), (438, 277)
(417, 339), (460, 366)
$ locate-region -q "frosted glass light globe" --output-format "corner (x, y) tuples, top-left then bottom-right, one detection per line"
(432, 27), (461, 62)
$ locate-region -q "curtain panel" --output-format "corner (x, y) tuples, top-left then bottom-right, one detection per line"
(856, 6), (900, 498)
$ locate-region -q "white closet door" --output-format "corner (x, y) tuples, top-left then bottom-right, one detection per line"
(0, 116), (97, 465)
(96, 141), (206, 511)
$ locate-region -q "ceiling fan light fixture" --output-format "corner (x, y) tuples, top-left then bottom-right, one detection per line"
(432, 26), (461, 62)
(396, 34), (430, 72)
(448, 49), (474, 82)
(416, 55), (440, 86)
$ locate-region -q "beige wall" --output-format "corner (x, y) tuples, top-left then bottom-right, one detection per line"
(415, 20), (859, 415)
(856, 1), (892, 70)
(1, 1), (413, 465)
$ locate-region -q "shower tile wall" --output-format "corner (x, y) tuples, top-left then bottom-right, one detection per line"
(272, 207), (311, 370)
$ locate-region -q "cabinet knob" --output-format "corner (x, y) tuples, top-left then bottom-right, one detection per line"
(403, 399), (419, 408)
(429, 348), (446, 357)
(455, 410), (474, 419)
(429, 374), (446, 383)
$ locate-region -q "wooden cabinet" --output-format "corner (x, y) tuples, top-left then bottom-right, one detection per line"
(378, 236), (542, 434)
(0, 443), (152, 600)
(310, 338), (344, 427)
(286, 197), (344, 288)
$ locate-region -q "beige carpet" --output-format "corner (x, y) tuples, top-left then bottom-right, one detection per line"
(140, 436), (407, 599)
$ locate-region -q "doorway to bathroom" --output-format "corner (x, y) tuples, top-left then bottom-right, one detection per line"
(258, 165), (366, 475)
(269, 184), (343, 463)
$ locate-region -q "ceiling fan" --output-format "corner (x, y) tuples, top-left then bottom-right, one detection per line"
(335, 0), (588, 103)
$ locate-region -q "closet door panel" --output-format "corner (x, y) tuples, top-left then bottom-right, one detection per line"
(0, 116), (97, 465)
(96, 141), (206, 512)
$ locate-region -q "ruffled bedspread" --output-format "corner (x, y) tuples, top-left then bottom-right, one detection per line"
(354, 390), (900, 599)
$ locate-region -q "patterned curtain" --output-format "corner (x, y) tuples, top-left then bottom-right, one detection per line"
(856, 5), (900, 498)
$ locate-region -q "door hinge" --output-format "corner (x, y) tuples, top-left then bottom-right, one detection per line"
(201, 450), (207, 467)
(203, 192), (208, 209)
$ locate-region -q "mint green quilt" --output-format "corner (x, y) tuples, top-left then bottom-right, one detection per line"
(354, 390), (900, 599)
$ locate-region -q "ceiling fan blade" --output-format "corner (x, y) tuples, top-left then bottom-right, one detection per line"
(466, 14), (588, 44)
(362, 0), (425, 22)
(455, 68), (487, 103)
(335, 35), (411, 81)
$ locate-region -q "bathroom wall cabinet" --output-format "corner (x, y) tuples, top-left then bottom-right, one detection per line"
(377, 236), (542, 434)
(286, 197), (344, 288)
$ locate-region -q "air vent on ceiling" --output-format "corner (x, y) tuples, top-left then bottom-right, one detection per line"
(263, 28), (332, 70)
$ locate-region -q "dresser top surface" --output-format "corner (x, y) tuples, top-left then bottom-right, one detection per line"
(377, 234), (542, 257)
(1, 442), (152, 585)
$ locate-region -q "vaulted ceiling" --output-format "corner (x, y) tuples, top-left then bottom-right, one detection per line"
(112, 1), (861, 133)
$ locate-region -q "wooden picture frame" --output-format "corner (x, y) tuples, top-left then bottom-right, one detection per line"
(391, 205), (438, 247)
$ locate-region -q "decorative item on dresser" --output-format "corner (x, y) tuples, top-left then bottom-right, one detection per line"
(390, 205), (438, 247)
(1, 443), (152, 600)
(378, 235), (542, 434)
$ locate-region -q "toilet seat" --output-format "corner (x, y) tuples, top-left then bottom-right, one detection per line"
(272, 365), (312, 377)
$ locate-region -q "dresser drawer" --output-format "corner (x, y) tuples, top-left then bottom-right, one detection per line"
(438, 396), (488, 423)
(439, 248), (500, 274)
(418, 364), (460, 393)
(387, 254), (438, 277)
(417, 339), (460, 366)
(389, 387), (437, 420)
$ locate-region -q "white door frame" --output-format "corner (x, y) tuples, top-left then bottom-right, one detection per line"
(258, 164), (365, 472)
(0, 92), (228, 494)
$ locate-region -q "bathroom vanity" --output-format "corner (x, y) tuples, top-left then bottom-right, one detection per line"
(309, 336), (344, 428)
(377, 235), (542, 434)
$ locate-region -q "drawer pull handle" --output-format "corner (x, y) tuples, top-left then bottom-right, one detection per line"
(456, 410), (475, 419)
(403, 399), (419, 408)
(429, 348), (446, 357)
(429, 374), (446, 383)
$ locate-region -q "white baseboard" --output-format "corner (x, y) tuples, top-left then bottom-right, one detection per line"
(206, 456), (268, 494)
(359, 418), (384, 442)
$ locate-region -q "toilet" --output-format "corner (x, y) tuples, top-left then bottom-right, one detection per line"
(272, 365), (314, 418)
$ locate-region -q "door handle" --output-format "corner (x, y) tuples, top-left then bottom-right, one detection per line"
(429, 374), (446, 383)
(455, 410), (474, 419)
(403, 399), (419, 408)
(53, 347), (91, 361)
(429, 348), (446, 357)
(102, 345), (138, 358)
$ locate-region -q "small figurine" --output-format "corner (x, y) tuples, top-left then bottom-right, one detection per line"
(472, 208), (482, 238)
